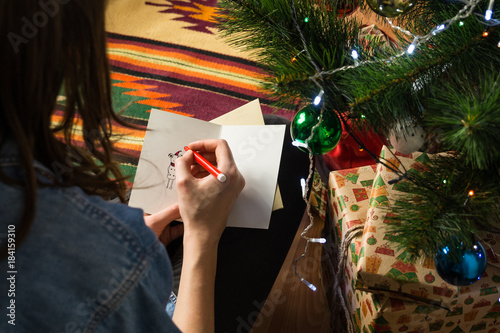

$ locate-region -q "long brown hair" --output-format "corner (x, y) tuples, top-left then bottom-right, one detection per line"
(0, 0), (133, 258)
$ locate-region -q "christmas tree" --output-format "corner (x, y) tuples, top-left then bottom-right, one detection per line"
(216, 0), (500, 261)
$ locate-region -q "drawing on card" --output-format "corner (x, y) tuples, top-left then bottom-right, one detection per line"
(165, 150), (183, 190)
(128, 102), (286, 229)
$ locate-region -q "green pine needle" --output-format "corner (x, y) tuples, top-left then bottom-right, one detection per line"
(426, 72), (500, 170)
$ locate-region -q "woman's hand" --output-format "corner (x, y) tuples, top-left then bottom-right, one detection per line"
(172, 139), (245, 333)
(175, 139), (245, 246)
(143, 204), (184, 246)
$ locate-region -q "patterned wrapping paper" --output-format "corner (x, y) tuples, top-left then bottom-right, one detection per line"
(329, 146), (500, 333)
(349, 289), (456, 333)
(310, 171), (330, 221)
(329, 165), (378, 244)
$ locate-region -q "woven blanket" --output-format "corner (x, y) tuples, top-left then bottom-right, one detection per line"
(55, 0), (294, 182)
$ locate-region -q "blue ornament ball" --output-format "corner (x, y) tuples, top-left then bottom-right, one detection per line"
(434, 239), (487, 286)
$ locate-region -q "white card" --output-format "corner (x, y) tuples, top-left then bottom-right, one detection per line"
(128, 108), (285, 229)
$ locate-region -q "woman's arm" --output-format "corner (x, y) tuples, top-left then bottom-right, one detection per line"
(172, 139), (245, 333)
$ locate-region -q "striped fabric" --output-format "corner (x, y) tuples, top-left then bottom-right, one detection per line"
(54, 31), (293, 182)
(106, 32), (287, 122)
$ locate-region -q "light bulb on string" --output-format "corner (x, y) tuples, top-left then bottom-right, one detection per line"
(498, 40), (500, 47)
(459, 21), (464, 26)
(301, 278), (317, 291)
(292, 140), (309, 149)
(485, 0), (494, 21)
(483, 28), (490, 37)
(407, 37), (418, 55)
(433, 24), (445, 35)
(485, 9), (492, 20)
(464, 189), (475, 206)
(291, 49), (306, 63)
(351, 49), (359, 65)
(313, 89), (324, 106)
(310, 237), (326, 243)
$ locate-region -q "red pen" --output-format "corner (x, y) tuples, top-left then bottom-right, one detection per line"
(184, 146), (227, 183)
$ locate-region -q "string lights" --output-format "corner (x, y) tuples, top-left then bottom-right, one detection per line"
(288, 0), (498, 293)
(290, 0), (499, 97)
(307, 0), (499, 84)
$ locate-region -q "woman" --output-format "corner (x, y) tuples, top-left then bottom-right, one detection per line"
(0, 1), (244, 332)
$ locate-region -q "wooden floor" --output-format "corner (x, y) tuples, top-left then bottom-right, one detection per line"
(250, 210), (332, 333)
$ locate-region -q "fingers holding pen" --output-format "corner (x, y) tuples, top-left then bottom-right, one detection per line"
(179, 150), (216, 178)
(185, 139), (238, 175)
(174, 139), (245, 243)
(182, 140), (243, 187)
(177, 139), (245, 193)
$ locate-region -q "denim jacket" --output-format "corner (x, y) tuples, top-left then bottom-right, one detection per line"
(0, 140), (181, 333)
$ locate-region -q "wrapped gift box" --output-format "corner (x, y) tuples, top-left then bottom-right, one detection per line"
(310, 171), (330, 221)
(329, 146), (500, 333)
(329, 165), (378, 244)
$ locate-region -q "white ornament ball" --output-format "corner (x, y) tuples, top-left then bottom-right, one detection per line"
(389, 123), (425, 155)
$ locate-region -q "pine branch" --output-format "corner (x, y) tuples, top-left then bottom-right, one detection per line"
(217, 0), (500, 134)
(347, 33), (485, 109)
(425, 72), (500, 169)
(385, 154), (500, 262)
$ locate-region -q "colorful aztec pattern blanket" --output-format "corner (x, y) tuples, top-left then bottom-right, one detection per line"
(56, 0), (293, 182)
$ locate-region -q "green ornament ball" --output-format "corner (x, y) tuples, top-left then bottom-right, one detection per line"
(365, 0), (417, 17)
(290, 105), (342, 155)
